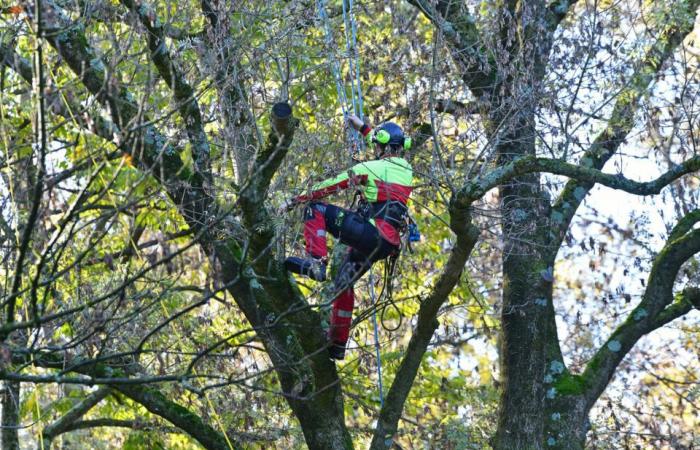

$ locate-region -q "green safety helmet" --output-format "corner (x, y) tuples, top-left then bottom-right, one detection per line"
(367, 122), (411, 152)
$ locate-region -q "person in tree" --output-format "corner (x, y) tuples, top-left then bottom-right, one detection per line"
(281, 114), (413, 360)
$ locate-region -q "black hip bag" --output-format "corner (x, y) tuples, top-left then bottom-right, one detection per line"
(368, 201), (408, 232)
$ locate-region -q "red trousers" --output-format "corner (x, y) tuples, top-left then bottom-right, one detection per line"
(302, 203), (396, 346)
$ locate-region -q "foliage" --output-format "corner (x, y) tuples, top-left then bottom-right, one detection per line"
(0, 0), (699, 449)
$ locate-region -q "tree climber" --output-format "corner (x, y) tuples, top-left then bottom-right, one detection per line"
(281, 114), (413, 360)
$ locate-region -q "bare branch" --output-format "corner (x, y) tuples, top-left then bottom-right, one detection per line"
(578, 224), (700, 409)
(42, 387), (111, 444)
(370, 206), (480, 450)
(548, 1), (700, 251)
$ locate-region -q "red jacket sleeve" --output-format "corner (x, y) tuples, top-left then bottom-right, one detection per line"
(293, 124), (374, 203)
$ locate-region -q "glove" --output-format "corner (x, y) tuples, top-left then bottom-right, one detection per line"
(278, 198), (297, 214)
(346, 114), (364, 131)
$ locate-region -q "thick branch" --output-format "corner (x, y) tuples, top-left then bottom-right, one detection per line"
(0, 43), (122, 146)
(42, 387), (111, 443)
(668, 209), (700, 242)
(546, 0), (581, 31)
(248, 103), (297, 199)
(549, 0), (700, 250)
(36, 0), (196, 187)
(408, 0), (496, 98)
(651, 287), (700, 329)
(434, 98), (484, 117)
(32, 0), (240, 266)
(8, 351), (236, 449)
(114, 384), (238, 450)
(1, 381), (20, 450)
(233, 103), (338, 401)
(370, 205), (479, 450)
(579, 227), (700, 409)
(120, 0), (211, 180)
(456, 154), (700, 206)
(60, 418), (173, 433)
(57, 0), (197, 40)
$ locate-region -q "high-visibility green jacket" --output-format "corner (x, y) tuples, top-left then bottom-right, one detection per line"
(295, 155), (413, 245)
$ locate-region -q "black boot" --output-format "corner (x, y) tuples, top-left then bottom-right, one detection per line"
(284, 257), (327, 281)
(328, 342), (346, 360)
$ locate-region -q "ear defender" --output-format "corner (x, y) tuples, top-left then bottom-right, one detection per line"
(375, 129), (391, 144)
(366, 125), (410, 151)
(366, 132), (373, 146)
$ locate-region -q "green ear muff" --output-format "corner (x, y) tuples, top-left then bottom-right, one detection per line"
(403, 136), (412, 150)
(375, 129), (391, 144)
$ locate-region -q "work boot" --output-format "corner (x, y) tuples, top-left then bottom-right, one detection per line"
(328, 342), (346, 360)
(284, 257), (327, 281)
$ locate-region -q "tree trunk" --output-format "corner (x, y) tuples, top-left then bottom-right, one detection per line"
(1, 381), (20, 450)
(544, 394), (589, 449)
(289, 402), (353, 450)
(492, 113), (553, 449)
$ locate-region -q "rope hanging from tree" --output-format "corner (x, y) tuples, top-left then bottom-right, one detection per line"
(316, 0), (365, 156)
(316, 0), (385, 409)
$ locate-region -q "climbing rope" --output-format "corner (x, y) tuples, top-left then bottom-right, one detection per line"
(316, 0), (364, 156)
(368, 269), (385, 408)
(316, 0), (384, 409)
(341, 0), (364, 122)
(316, 0), (350, 116)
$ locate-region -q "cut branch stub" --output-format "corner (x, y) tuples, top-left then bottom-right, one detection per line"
(271, 102), (293, 136)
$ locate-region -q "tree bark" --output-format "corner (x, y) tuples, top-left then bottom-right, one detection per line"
(42, 387), (111, 448)
(1, 381), (20, 450)
(493, 121), (553, 450)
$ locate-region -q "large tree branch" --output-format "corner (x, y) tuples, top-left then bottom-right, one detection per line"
(434, 98), (485, 117)
(56, 418), (174, 433)
(114, 384), (239, 450)
(651, 287), (700, 329)
(370, 204), (480, 450)
(56, 0), (198, 40)
(231, 105), (348, 431)
(0, 43), (122, 149)
(546, 0), (581, 31)
(120, 0), (212, 180)
(455, 154), (700, 207)
(42, 386), (111, 444)
(573, 222), (700, 409)
(34, 0), (217, 236)
(408, 0), (496, 99)
(548, 0), (700, 252)
(9, 351), (238, 449)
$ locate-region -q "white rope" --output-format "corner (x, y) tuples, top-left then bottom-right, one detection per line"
(316, 0), (364, 156)
(368, 269), (385, 408)
(317, 0), (383, 409)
